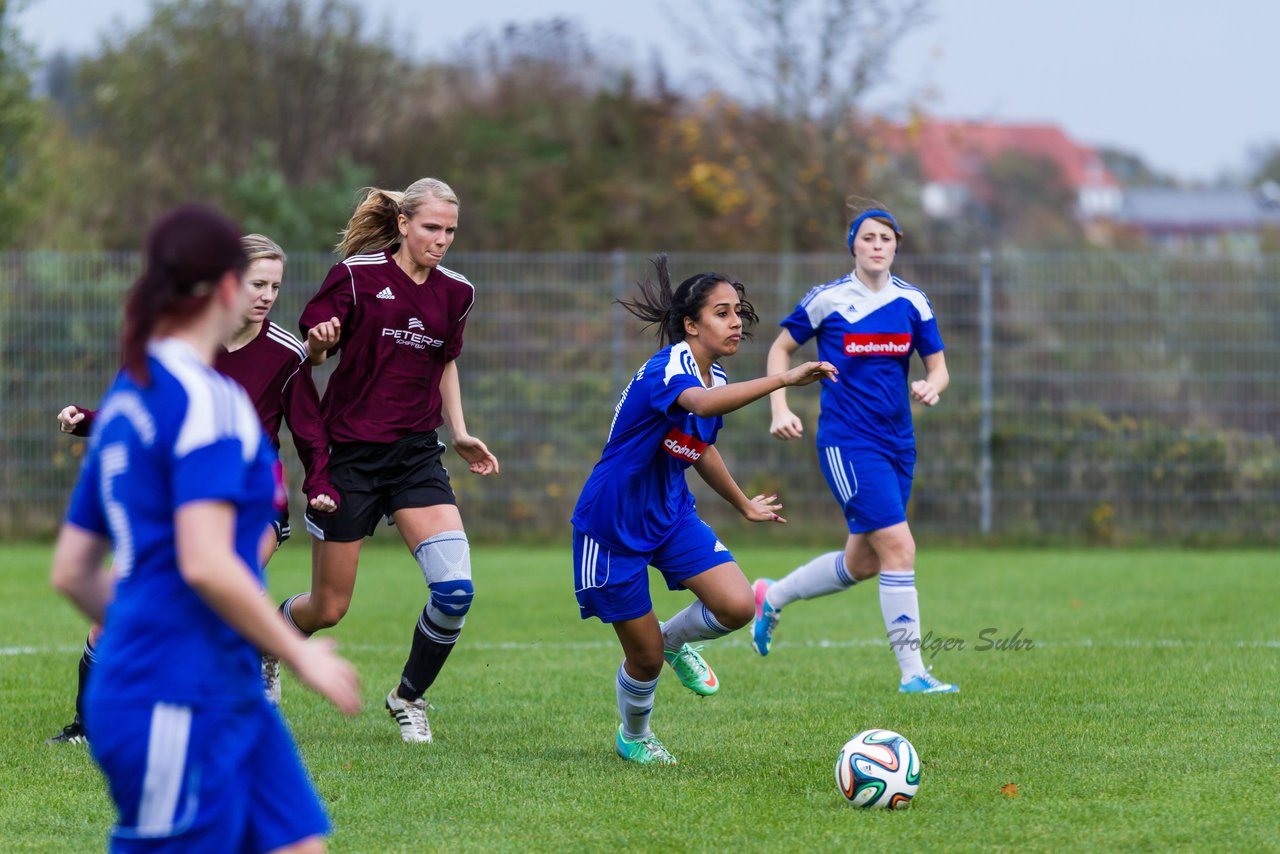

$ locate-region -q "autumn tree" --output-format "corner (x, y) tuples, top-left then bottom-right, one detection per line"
(670, 0), (931, 253)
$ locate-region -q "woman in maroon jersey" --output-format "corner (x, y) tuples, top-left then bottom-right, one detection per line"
(278, 177), (498, 744)
(46, 233), (338, 744)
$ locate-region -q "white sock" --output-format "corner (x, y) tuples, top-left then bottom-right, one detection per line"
(616, 664), (657, 740)
(879, 569), (925, 679)
(766, 551), (857, 610)
(661, 601), (732, 651)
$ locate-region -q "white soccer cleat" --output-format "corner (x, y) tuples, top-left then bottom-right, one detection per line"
(261, 654), (281, 705)
(385, 687), (433, 743)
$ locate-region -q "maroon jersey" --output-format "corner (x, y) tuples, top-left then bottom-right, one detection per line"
(69, 324), (336, 504)
(300, 247), (475, 444)
(216, 321), (335, 503)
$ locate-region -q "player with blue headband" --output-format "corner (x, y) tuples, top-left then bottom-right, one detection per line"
(750, 203), (959, 695)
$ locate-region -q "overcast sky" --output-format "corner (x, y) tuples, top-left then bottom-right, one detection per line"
(13, 0), (1278, 183)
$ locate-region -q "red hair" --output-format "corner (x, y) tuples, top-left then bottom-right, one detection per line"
(122, 205), (246, 384)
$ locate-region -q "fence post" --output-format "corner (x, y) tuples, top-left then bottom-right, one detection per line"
(611, 249), (627, 393)
(978, 249), (994, 536)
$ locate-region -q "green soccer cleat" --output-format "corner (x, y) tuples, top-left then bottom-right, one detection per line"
(615, 725), (677, 765)
(663, 643), (719, 696)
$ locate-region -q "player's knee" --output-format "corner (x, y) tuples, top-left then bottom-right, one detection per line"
(427, 578), (474, 630)
(851, 563), (880, 582)
(312, 598), (350, 630)
(716, 593), (755, 630)
(630, 649), (665, 678)
(415, 531), (473, 630)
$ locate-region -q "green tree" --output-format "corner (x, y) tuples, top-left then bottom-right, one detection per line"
(57, 0), (404, 248)
(0, 0), (48, 247)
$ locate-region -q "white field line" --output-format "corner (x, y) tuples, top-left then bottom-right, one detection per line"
(4, 638), (1278, 657)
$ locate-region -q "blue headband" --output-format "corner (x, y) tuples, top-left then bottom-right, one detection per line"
(847, 209), (901, 254)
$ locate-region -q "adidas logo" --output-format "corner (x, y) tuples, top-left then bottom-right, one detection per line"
(376, 287), (395, 300)
(713, 540), (728, 553)
(891, 614), (915, 625)
(408, 317), (425, 331)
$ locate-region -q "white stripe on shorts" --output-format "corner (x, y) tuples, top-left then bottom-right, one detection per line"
(136, 702), (192, 837)
(577, 535), (600, 592)
(825, 447), (856, 504)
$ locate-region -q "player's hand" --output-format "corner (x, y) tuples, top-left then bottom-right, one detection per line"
(453, 434), (500, 475)
(781, 361), (838, 388)
(770, 410), (804, 440)
(57, 405), (84, 433)
(742, 493), (787, 524)
(308, 492), (338, 514)
(286, 636), (361, 716)
(307, 317), (341, 356)
(910, 380), (941, 407)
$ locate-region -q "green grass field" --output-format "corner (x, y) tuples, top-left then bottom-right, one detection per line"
(2, 542), (1277, 852)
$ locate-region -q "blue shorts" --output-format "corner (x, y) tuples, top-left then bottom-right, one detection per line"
(573, 515), (735, 623)
(87, 699), (329, 853)
(819, 445), (915, 534)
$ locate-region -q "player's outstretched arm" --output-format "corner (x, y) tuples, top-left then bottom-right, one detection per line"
(677, 360), (837, 419)
(692, 445), (786, 523)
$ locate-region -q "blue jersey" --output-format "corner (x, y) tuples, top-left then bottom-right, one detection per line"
(781, 272), (944, 452)
(66, 339), (279, 708)
(572, 342), (727, 553)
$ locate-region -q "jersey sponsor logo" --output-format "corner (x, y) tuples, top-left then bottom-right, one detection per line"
(382, 322), (445, 349)
(843, 333), (912, 356)
(376, 287), (395, 300)
(662, 428), (709, 462)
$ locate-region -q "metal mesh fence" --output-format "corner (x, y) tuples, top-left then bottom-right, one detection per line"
(2, 250), (1276, 544)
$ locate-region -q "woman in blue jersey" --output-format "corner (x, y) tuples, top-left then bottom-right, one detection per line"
(50, 205), (360, 854)
(573, 254), (837, 765)
(750, 205), (959, 694)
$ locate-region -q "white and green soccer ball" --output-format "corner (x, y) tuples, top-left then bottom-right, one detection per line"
(835, 728), (921, 809)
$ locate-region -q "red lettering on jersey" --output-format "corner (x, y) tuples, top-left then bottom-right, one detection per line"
(662, 428), (709, 462)
(843, 333), (912, 356)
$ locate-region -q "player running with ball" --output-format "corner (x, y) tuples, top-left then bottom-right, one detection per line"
(572, 255), (836, 765)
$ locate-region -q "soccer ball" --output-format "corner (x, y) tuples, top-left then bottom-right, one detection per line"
(834, 729), (920, 809)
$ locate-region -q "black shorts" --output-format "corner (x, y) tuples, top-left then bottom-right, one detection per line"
(271, 510), (291, 548)
(305, 431), (456, 543)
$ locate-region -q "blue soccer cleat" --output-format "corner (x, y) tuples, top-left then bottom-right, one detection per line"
(751, 578), (780, 656)
(899, 671), (959, 694)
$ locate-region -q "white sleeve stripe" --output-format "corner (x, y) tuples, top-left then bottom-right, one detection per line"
(266, 327), (308, 361)
(437, 264), (472, 285)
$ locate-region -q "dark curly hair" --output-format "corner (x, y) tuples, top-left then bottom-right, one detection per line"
(616, 254), (758, 346)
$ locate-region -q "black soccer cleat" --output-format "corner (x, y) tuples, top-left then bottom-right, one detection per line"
(45, 719), (88, 745)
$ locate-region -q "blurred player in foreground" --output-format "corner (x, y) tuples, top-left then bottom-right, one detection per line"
(47, 233), (339, 744)
(50, 204), (359, 853)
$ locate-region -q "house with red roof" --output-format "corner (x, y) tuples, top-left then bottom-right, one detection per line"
(884, 119), (1122, 221)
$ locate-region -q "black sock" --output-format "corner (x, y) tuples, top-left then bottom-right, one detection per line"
(398, 607), (460, 702)
(74, 634), (96, 724)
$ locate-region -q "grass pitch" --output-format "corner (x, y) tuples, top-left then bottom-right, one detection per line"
(3, 542), (1277, 852)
